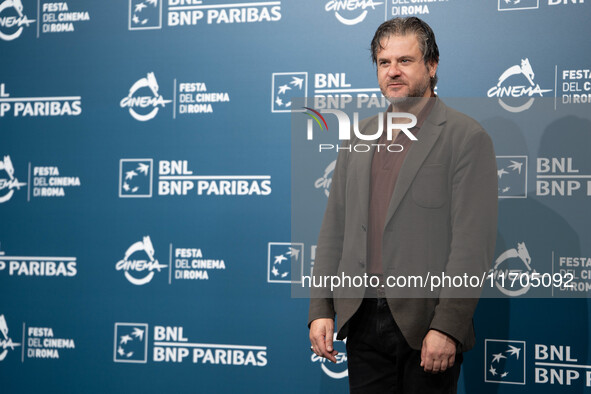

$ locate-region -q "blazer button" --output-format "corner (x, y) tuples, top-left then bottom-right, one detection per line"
(361, 225), (367, 232)
(358, 261), (365, 267)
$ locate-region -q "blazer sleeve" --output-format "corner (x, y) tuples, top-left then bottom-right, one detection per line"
(429, 127), (498, 349)
(308, 140), (350, 326)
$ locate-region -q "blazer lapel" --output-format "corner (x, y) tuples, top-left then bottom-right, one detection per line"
(383, 99), (447, 227)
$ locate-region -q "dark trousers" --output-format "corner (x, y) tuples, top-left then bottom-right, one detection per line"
(345, 298), (462, 394)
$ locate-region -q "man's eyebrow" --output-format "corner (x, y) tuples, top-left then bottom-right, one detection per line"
(377, 55), (418, 62)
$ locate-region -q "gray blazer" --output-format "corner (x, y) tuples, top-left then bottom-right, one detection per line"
(308, 98), (498, 351)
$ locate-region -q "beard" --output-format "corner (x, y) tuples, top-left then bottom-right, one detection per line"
(383, 73), (431, 110)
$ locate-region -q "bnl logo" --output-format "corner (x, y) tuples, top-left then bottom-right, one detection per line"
(119, 159), (153, 198)
(498, 0), (539, 11)
(271, 72), (307, 113)
(114, 323), (148, 363)
(267, 242), (303, 283)
(497, 156), (527, 198)
(485, 339), (526, 384)
(129, 0), (161, 30)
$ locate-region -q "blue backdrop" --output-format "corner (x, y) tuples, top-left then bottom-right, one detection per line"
(1, 0), (591, 392)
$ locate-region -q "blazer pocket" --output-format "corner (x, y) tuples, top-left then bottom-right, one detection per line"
(411, 164), (448, 208)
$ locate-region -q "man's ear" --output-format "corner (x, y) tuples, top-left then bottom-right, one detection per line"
(428, 61), (438, 78)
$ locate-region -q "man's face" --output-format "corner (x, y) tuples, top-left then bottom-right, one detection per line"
(376, 33), (437, 105)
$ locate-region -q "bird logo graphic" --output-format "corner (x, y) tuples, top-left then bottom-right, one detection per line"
(130, 0), (160, 28)
(272, 73), (307, 113)
(485, 340), (526, 384)
(268, 243), (304, 282)
(114, 323), (149, 363)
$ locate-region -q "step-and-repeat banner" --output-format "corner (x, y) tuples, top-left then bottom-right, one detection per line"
(1, 1), (590, 393)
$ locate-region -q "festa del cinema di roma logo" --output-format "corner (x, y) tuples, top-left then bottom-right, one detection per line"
(116, 236), (167, 285)
(0, 0), (36, 41)
(120, 72), (171, 121)
(487, 58), (551, 113)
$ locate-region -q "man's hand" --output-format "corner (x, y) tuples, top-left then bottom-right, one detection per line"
(420, 329), (456, 373)
(309, 318), (339, 363)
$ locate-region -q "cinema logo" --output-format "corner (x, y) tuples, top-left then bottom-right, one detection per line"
(116, 236), (167, 285)
(0, 83), (82, 117)
(116, 237), (226, 285)
(311, 333), (348, 379)
(488, 242), (537, 297)
(0, 0), (36, 41)
(487, 58), (552, 113)
(114, 323), (268, 367)
(0, 155), (26, 203)
(324, 0), (382, 25)
(0, 315), (21, 361)
(303, 107), (417, 153)
(120, 72), (171, 121)
(0, 242), (77, 277)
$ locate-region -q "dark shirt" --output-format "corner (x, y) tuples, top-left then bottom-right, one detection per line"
(367, 98), (436, 275)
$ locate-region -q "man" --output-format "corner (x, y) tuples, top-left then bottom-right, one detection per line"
(308, 17), (498, 393)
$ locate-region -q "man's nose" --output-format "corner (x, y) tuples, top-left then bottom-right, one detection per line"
(387, 63), (401, 78)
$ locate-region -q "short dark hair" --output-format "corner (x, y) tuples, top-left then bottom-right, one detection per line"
(370, 17), (439, 90)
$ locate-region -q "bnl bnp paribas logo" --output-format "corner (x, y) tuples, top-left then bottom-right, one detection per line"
(116, 236), (167, 285)
(120, 72), (171, 121)
(0, 0), (36, 41)
(488, 58), (552, 113)
(486, 339), (591, 388)
(128, 0), (281, 30)
(119, 159), (272, 198)
(271, 71), (385, 113)
(114, 323), (268, 366)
